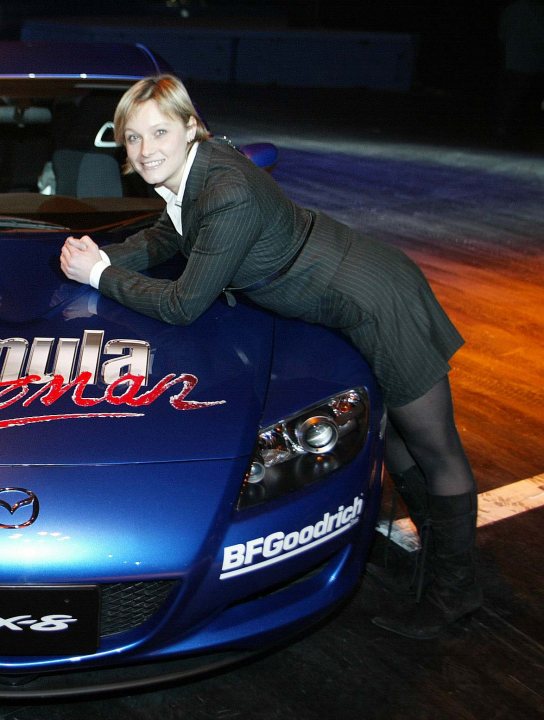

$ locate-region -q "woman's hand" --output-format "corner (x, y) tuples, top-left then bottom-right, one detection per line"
(60, 235), (102, 285)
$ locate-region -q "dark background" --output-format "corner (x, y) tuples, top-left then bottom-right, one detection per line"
(0, 1), (509, 91)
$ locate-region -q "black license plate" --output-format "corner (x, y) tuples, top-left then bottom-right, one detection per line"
(0, 585), (100, 656)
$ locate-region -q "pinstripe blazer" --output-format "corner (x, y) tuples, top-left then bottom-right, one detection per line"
(97, 138), (465, 405)
(99, 139), (348, 325)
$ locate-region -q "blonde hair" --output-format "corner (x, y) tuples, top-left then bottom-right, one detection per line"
(114, 74), (210, 173)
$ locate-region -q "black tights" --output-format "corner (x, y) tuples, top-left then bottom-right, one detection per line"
(385, 376), (475, 497)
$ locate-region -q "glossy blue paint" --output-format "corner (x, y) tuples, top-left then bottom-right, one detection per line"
(240, 142), (279, 171)
(0, 443), (383, 669)
(0, 221), (384, 678)
(0, 41), (384, 694)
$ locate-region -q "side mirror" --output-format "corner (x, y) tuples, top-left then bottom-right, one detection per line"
(239, 143), (278, 172)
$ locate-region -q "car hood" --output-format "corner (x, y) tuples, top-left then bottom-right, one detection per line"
(0, 234), (274, 466)
(0, 459), (246, 582)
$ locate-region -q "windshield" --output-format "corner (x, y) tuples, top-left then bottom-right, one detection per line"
(0, 79), (162, 229)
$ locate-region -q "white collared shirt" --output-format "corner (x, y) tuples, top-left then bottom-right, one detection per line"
(89, 142), (199, 289)
(153, 140), (199, 236)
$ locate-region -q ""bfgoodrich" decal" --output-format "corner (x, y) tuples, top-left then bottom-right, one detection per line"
(220, 496), (364, 579)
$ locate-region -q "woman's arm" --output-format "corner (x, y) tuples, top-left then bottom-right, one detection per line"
(98, 181), (262, 325)
(102, 209), (181, 272)
(60, 209), (181, 285)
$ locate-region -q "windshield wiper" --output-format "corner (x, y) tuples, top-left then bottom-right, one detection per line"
(0, 215), (69, 230)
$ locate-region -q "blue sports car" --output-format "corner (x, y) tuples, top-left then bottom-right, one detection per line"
(0, 41), (385, 698)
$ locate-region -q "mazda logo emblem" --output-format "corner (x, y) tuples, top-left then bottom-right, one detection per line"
(0, 488), (40, 529)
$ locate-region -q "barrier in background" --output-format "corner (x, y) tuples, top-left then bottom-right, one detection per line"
(21, 19), (417, 92)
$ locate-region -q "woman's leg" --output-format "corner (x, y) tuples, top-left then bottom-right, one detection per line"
(384, 419), (417, 473)
(372, 376), (482, 639)
(387, 375), (474, 497)
(369, 422), (430, 595)
(384, 420), (429, 534)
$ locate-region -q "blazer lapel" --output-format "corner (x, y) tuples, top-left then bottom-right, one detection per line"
(181, 141), (212, 231)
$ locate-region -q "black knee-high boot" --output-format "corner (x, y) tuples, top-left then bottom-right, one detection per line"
(367, 465), (431, 595)
(372, 491), (483, 639)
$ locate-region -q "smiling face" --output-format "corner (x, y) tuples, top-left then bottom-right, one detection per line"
(124, 99), (197, 193)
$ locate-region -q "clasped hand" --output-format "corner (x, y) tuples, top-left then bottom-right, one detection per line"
(60, 235), (101, 285)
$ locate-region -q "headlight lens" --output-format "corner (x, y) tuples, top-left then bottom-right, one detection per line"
(296, 416), (339, 453)
(238, 388), (370, 509)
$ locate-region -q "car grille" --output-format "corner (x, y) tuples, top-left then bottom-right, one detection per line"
(100, 580), (178, 637)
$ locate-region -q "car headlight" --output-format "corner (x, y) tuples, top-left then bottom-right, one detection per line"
(238, 388), (370, 509)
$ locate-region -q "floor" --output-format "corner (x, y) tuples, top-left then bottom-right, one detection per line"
(1, 82), (543, 719)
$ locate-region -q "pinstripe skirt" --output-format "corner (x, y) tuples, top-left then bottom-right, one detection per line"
(248, 211), (464, 408)
(323, 236), (463, 407)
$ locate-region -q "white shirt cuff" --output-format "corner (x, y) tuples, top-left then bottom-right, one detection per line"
(89, 250), (111, 289)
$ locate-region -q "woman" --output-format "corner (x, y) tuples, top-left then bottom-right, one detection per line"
(60, 74), (482, 639)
